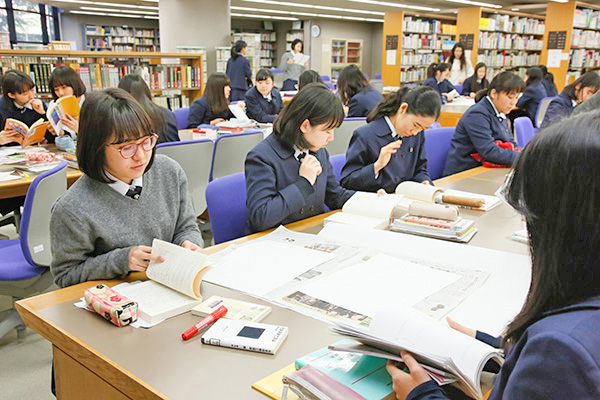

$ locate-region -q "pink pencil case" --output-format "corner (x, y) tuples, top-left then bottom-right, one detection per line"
(25, 151), (56, 162)
(83, 284), (138, 327)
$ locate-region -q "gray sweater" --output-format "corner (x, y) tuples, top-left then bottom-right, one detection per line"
(279, 52), (306, 82)
(50, 155), (203, 288)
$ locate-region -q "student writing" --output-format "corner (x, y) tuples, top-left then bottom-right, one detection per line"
(279, 39), (308, 91)
(245, 68), (283, 123)
(50, 88), (203, 288)
(461, 62), (489, 98)
(337, 64), (383, 118)
(118, 74), (179, 143)
(514, 67), (547, 123)
(446, 42), (474, 86)
(187, 72), (245, 128)
(444, 71), (524, 176)
(422, 63), (457, 104)
(340, 86), (441, 193)
(387, 110), (600, 400)
(226, 40), (252, 101)
(245, 83), (355, 234)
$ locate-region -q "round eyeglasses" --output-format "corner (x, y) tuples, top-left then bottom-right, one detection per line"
(109, 134), (158, 159)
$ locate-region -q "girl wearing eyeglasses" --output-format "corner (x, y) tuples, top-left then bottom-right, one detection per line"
(49, 88), (203, 288)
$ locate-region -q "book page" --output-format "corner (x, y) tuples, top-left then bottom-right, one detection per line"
(395, 181), (442, 202)
(293, 53), (310, 65)
(5, 119), (28, 137)
(228, 104), (250, 121)
(146, 239), (209, 299)
(23, 120), (48, 148)
(342, 192), (403, 219)
(58, 95), (80, 118)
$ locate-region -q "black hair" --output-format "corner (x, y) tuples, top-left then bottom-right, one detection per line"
(298, 70), (324, 91)
(231, 40), (247, 60)
(504, 110), (600, 349)
(448, 42), (467, 72)
(76, 88), (156, 184)
(479, 71), (525, 99)
(337, 64), (369, 106)
(117, 74), (167, 143)
(273, 83), (344, 150)
(291, 39), (303, 53)
(537, 65), (557, 95)
(49, 66), (86, 101)
(427, 62), (451, 79)
(367, 86), (441, 123)
(470, 62), (489, 94)
(1, 69), (35, 113)
(204, 72), (231, 114)
(525, 67), (543, 87)
(562, 71), (600, 101)
(256, 68), (274, 82)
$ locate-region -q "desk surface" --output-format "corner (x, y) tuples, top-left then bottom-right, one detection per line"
(16, 167), (524, 400)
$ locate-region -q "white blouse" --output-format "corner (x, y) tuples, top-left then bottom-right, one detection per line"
(447, 58), (474, 86)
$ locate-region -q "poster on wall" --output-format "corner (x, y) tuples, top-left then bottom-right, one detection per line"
(386, 50), (396, 65)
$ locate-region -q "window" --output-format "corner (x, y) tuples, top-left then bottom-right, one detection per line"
(0, 0), (60, 46)
(14, 10), (42, 42)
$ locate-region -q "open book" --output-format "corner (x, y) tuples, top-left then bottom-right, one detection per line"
(293, 53), (310, 65)
(46, 95), (80, 133)
(324, 192), (404, 229)
(332, 306), (503, 400)
(115, 239), (211, 324)
(4, 118), (48, 148)
(395, 181), (500, 212)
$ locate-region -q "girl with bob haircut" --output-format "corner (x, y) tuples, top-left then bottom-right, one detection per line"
(515, 67), (547, 122)
(422, 63), (457, 104)
(50, 88), (203, 288)
(245, 83), (355, 233)
(298, 70), (324, 91)
(540, 71), (600, 129)
(118, 73), (178, 143)
(444, 71), (525, 175)
(446, 42), (474, 85)
(387, 110), (600, 399)
(340, 86), (441, 193)
(244, 68), (283, 123)
(337, 64), (384, 118)
(461, 62), (489, 97)
(226, 40), (252, 101)
(187, 72), (245, 128)
(47, 66), (87, 151)
(279, 38), (308, 91)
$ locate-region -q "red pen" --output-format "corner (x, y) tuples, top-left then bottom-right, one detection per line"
(181, 305), (228, 341)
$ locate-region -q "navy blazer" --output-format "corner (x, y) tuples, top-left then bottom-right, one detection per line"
(0, 97), (48, 144)
(422, 78), (456, 104)
(542, 79), (558, 97)
(245, 134), (355, 234)
(347, 86), (384, 118)
(517, 81), (547, 120)
(540, 91), (574, 130)
(244, 86), (283, 123)
(226, 55), (252, 91)
(460, 76), (485, 96)
(406, 296), (600, 400)
(158, 106), (179, 143)
(340, 118), (431, 193)
(187, 97), (235, 128)
(444, 97), (519, 176)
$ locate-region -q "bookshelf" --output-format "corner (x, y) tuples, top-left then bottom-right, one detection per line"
(259, 31), (277, 68)
(285, 30), (304, 52)
(0, 50), (202, 109)
(216, 46), (230, 74)
(176, 46), (208, 87)
(330, 39), (363, 80)
(232, 32), (261, 78)
(84, 25), (160, 53)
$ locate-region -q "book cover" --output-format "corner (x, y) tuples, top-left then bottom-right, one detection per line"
(252, 363), (299, 400)
(4, 118), (48, 148)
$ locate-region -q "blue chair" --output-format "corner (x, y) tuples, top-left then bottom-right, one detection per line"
(206, 172), (247, 244)
(173, 107), (190, 131)
(210, 131), (264, 181)
(454, 84), (463, 95)
(429, 121), (442, 130)
(514, 117), (535, 148)
(329, 154), (346, 182)
(536, 96), (554, 129)
(321, 75), (331, 82)
(325, 82), (335, 90)
(0, 162), (67, 339)
(375, 73), (382, 80)
(424, 127), (455, 180)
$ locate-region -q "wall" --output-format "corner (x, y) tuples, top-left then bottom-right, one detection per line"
(230, 19), (293, 69)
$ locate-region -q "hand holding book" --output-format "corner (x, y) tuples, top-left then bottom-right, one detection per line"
(386, 351), (434, 400)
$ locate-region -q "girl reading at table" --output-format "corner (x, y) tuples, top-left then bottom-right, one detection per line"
(387, 110), (600, 400)
(226, 40), (252, 101)
(47, 66), (86, 151)
(444, 71), (525, 176)
(244, 83), (355, 234)
(422, 63), (457, 104)
(50, 88), (203, 288)
(244, 68), (283, 123)
(187, 72), (245, 128)
(337, 64), (383, 118)
(340, 86), (441, 193)
(461, 63), (489, 98)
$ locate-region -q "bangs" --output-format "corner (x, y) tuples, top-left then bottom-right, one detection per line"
(14, 80), (33, 94)
(108, 99), (155, 144)
(309, 100), (344, 130)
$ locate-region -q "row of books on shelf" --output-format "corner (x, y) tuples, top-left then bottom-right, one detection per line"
(259, 59), (275, 67)
(142, 65), (203, 90)
(260, 42), (276, 50)
(286, 32), (303, 42)
(572, 29), (600, 49)
(400, 67), (427, 83)
(85, 25), (158, 38)
(151, 94), (189, 111)
(402, 17), (457, 35)
(400, 52), (443, 68)
(573, 8), (600, 30)
(260, 32), (276, 42)
(477, 51), (539, 68)
(258, 49), (275, 58)
(478, 32), (543, 51)
(402, 34), (445, 50)
(480, 15), (545, 35)
(570, 49), (600, 69)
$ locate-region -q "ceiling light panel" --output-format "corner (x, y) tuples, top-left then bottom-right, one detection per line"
(347, 0), (440, 12)
(444, 0), (502, 9)
(230, 12), (299, 20)
(80, 6), (157, 14)
(241, 0), (385, 16)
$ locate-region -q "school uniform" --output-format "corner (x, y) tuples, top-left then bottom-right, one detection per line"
(158, 106), (179, 143)
(447, 58), (474, 86)
(340, 117), (431, 193)
(406, 296), (600, 400)
(186, 96), (234, 128)
(541, 79), (558, 97)
(0, 97), (47, 143)
(347, 86), (384, 118)
(422, 78), (456, 104)
(226, 55), (252, 101)
(279, 51), (306, 91)
(245, 134), (355, 234)
(517, 81), (548, 121)
(540, 91), (576, 130)
(244, 86), (283, 123)
(444, 97), (519, 176)
(460, 76), (485, 96)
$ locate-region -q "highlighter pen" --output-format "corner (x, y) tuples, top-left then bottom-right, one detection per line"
(181, 305), (228, 341)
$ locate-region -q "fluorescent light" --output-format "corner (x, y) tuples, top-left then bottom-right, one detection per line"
(511, 8), (519, 11)
(241, 0), (385, 16)
(231, 6), (317, 16)
(70, 10), (143, 18)
(549, 0), (568, 2)
(53, 0), (158, 10)
(348, 0), (440, 12)
(80, 6), (157, 14)
(445, 0), (502, 9)
(230, 13), (298, 21)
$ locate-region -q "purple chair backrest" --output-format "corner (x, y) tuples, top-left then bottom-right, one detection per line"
(514, 117), (535, 148)
(173, 107), (190, 131)
(329, 153), (346, 182)
(210, 131), (264, 181)
(206, 172), (247, 244)
(424, 127), (455, 180)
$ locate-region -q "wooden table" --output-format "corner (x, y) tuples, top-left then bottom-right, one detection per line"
(16, 167), (523, 400)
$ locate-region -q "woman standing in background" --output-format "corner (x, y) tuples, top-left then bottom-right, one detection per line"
(446, 43), (474, 86)
(226, 40), (252, 101)
(279, 39), (308, 91)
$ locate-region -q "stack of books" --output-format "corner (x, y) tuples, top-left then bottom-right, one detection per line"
(390, 214), (477, 243)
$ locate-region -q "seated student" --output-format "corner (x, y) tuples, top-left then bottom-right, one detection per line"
(515, 67), (548, 123)
(461, 63), (489, 98)
(573, 89), (600, 116)
(387, 110), (600, 400)
(47, 66), (86, 151)
(187, 72), (245, 128)
(340, 86), (441, 193)
(226, 40), (252, 101)
(444, 71), (525, 176)
(244, 68), (283, 123)
(118, 74), (178, 143)
(540, 71), (600, 129)
(422, 63), (457, 104)
(245, 83), (355, 234)
(298, 70), (325, 91)
(50, 88), (203, 288)
(538, 65), (558, 97)
(337, 64), (384, 118)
